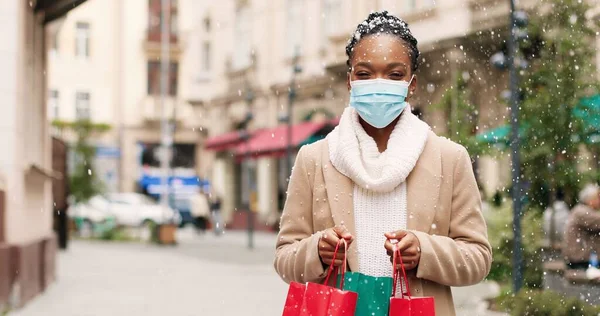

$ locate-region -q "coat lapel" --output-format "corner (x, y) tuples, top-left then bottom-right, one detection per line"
(406, 133), (442, 233)
(321, 141), (359, 271)
(319, 134), (442, 272)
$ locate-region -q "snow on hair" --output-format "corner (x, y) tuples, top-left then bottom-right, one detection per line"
(345, 11), (420, 72)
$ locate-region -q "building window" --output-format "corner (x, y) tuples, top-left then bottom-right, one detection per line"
(50, 30), (59, 54)
(204, 16), (211, 32)
(202, 41), (211, 71)
(48, 90), (59, 119)
(286, 0), (304, 57)
(75, 92), (91, 120)
(233, 5), (252, 70)
(404, 0), (435, 12)
(148, 0), (178, 42)
(321, 0), (341, 46)
(147, 61), (178, 96)
(75, 22), (90, 58)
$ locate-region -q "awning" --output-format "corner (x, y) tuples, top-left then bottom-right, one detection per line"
(476, 94), (600, 146)
(235, 121), (327, 158)
(204, 130), (248, 152)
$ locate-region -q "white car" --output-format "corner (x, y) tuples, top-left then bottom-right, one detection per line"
(69, 194), (181, 228)
(104, 193), (181, 227)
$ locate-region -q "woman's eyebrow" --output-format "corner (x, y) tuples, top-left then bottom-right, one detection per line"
(353, 62), (374, 69)
(385, 62), (407, 70)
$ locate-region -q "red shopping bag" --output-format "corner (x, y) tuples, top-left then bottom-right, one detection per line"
(282, 239), (357, 316)
(389, 246), (436, 316)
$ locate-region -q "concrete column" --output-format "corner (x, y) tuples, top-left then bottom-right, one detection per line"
(257, 157), (278, 224)
(212, 156), (236, 223)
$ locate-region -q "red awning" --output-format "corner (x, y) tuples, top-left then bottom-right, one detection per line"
(235, 121), (327, 157)
(204, 130), (247, 151)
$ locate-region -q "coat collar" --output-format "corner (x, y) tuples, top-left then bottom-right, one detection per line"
(321, 132), (441, 271)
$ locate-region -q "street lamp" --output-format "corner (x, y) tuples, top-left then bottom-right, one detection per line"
(243, 86), (255, 250)
(286, 47), (302, 183)
(507, 1), (527, 293)
(491, 2), (528, 293)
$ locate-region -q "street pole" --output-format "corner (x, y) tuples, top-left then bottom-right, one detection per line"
(508, 0), (523, 293)
(286, 48), (301, 182)
(159, 0), (171, 208)
(245, 85), (255, 250)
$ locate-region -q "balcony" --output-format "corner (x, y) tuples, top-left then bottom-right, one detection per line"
(143, 29), (182, 59)
(146, 28), (178, 43)
(323, 33), (349, 79)
(141, 96), (197, 125)
(469, 0), (537, 32)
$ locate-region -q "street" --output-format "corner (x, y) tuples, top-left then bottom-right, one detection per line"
(9, 229), (504, 316)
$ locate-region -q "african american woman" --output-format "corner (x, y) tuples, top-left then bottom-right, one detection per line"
(274, 11), (492, 316)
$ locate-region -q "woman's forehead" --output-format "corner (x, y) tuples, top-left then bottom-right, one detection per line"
(351, 34), (411, 65)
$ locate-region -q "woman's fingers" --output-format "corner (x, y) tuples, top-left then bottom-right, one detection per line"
(319, 251), (347, 260)
(321, 258), (344, 267)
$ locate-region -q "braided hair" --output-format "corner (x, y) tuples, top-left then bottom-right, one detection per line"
(345, 11), (420, 73)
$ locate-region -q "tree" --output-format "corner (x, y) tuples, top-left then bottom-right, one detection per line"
(432, 72), (487, 159)
(519, 0), (600, 208)
(52, 120), (111, 203)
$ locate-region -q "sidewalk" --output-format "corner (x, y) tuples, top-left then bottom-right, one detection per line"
(9, 229), (505, 316)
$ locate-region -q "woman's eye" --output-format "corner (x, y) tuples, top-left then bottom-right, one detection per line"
(389, 73), (404, 79)
(356, 72), (370, 78)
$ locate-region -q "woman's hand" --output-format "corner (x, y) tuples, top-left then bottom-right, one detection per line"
(318, 226), (353, 267)
(384, 230), (421, 271)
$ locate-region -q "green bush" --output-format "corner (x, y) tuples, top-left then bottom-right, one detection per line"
(486, 202), (544, 288)
(496, 289), (600, 316)
(99, 227), (133, 242)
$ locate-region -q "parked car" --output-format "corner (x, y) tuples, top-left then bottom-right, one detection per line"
(104, 193), (181, 227)
(68, 196), (117, 238)
(68, 194), (181, 230)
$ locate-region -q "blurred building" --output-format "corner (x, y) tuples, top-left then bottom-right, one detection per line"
(0, 0), (87, 310)
(46, 0), (205, 198)
(191, 0), (548, 227)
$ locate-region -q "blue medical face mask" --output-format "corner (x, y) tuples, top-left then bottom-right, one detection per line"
(349, 76), (414, 129)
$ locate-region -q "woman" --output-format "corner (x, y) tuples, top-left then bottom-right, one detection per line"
(274, 11), (491, 315)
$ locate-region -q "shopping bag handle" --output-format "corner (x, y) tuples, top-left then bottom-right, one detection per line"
(324, 238), (348, 290)
(392, 245), (412, 298)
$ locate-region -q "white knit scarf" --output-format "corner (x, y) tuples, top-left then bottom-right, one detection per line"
(327, 106), (430, 279)
(327, 107), (430, 193)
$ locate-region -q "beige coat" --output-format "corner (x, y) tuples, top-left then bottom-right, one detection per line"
(274, 132), (492, 316)
(563, 203), (600, 264)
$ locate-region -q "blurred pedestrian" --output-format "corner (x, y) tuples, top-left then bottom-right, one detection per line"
(543, 188), (569, 246)
(563, 183), (600, 270)
(274, 11), (491, 316)
(209, 191), (224, 236)
(190, 189), (210, 234)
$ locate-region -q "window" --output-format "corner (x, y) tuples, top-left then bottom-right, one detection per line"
(204, 16), (211, 32)
(233, 5), (252, 69)
(48, 90), (59, 119)
(50, 31), (59, 54)
(147, 61), (178, 95)
(286, 0), (304, 57)
(403, 0), (435, 12)
(75, 22), (90, 58)
(75, 91), (90, 120)
(202, 41), (211, 71)
(322, 0), (341, 46)
(148, 0), (178, 41)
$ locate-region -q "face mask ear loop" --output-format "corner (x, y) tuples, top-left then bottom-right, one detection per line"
(407, 75), (415, 96)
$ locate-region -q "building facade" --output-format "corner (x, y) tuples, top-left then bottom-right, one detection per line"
(190, 0), (543, 227)
(46, 0), (205, 200)
(0, 0), (86, 310)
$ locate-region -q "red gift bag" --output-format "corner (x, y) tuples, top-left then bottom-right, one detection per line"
(282, 239), (357, 316)
(389, 247), (436, 316)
